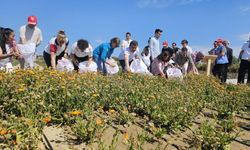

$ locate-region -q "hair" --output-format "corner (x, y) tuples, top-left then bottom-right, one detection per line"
(129, 40), (138, 47)
(126, 32), (131, 36)
(181, 40), (188, 44)
(172, 42), (177, 46)
(0, 28), (14, 54)
(58, 30), (66, 35)
(157, 51), (170, 62)
(141, 46), (149, 56)
(110, 37), (120, 45)
(77, 39), (89, 51)
(57, 30), (66, 39)
(155, 29), (163, 34)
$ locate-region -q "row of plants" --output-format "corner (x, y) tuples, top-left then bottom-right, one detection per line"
(0, 69), (249, 149)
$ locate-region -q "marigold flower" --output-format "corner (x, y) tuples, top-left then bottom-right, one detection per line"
(109, 109), (116, 114)
(42, 116), (52, 124)
(123, 132), (129, 141)
(69, 110), (83, 116)
(96, 119), (103, 125)
(0, 129), (8, 135)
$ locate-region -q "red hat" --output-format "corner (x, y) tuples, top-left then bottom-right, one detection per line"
(162, 41), (168, 47)
(28, 16), (37, 25)
(217, 38), (223, 43)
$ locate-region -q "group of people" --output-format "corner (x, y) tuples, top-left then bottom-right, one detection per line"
(1, 16), (250, 84)
(0, 16), (42, 69)
(208, 38), (250, 84)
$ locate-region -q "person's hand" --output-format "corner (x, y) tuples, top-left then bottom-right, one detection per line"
(74, 59), (79, 65)
(8, 52), (14, 57)
(175, 65), (181, 69)
(193, 68), (199, 75)
(86, 61), (91, 67)
(126, 67), (131, 72)
(13, 52), (20, 57)
(64, 54), (67, 58)
(160, 73), (165, 77)
(110, 63), (115, 68)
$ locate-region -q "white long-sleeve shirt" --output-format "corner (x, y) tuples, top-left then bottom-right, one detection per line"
(149, 36), (160, 59)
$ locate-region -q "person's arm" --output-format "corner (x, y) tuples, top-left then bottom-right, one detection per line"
(149, 38), (154, 57)
(0, 47), (14, 59)
(121, 40), (126, 50)
(87, 57), (93, 67)
(124, 53), (131, 72)
(63, 40), (69, 58)
(135, 49), (140, 59)
(86, 45), (93, 66)
(70, 53), (78, 65)
(219, 47), (226, 57)
(158, 63), (165, 77)
(36, 29), (43, 47)
(19, 26), (27, 44)
(188, 53), (198, 74)
(228, 48), (233, 65)
(50, 52), (56, 69)
(239, 49), (244, 60)
(101, 45), (115, 67)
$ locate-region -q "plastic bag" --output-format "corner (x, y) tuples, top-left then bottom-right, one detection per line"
(56, 58), (74, 72)
(106, 59), (119, 75)
(130, 59), (151, 74)
(17, 43), (36, 68)
(166, 68), (183, 78)
(79, 61), (97, 73)
(0, 62), (13, 72)
(141, 55), (151, 67)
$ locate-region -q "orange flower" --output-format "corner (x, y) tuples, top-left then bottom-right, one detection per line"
(96, 119), (103, 125)
(10, 129), (17, 134)
(42, 116), (52, 124)
(12, 140), (17, 145)
(0, 129), (8, 135)
(68, 110), (83, 116)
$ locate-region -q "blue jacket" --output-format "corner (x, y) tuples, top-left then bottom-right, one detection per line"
(215, 46), (229, 64)
(93, 43), (114, 62)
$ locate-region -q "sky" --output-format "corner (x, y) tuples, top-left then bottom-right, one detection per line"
(1, 0), (250, 56)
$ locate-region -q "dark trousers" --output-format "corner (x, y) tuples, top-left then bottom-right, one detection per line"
(43, 51), (65, 67)
(119, 60), (133, 72)
(238, 59), (250, 84)
(73, 55), (89, 70)
(212, 64), (228, 83)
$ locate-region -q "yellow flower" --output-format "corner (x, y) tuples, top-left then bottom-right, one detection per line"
(69, 110), (83, 116)
(92, 93), (98, 97)
(149, 95), (155, 99)
(96, 119), (103, 125)
(28, 70), (35, 75)
(123, 132), (129, 142)
(109, 109), (116, 114)
(17, 88), (25, 92)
